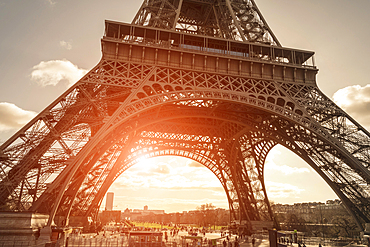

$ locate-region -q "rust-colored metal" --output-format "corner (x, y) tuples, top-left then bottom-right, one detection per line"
(1, 0), (370, 231)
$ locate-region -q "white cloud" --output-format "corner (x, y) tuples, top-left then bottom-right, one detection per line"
(265, 148), (310, 175)
(59, 41), (72, 50)
(333, 84), (370, 128)
(31, 59), (88, 87)
(265, 181), (304, 199)
(0, 103), (37, 131)
(46, 0), (56, 5)
(187, 161), (203, 168)
(112, 157), (224, 192)
(149, 163), (171, 174)
(114, 171), (221, 190)
(265, 162), (310, 175)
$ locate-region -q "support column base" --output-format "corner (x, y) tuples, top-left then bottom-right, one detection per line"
(36, 226), (52, 246)
(0, 212), (49, 246)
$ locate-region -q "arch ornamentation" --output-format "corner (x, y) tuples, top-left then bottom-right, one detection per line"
(26, 94), (370, 229)
(2, 0), (370, 234)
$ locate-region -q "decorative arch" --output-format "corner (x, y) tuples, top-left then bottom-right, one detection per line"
(26, 94), (370, 230)
(2, 1), (370, 235)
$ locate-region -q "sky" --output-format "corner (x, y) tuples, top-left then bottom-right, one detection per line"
(1, 0), (370, 213)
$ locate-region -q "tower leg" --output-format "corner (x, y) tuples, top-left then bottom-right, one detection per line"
(37, 226), (52, 245)
(362, 223), (370, 246)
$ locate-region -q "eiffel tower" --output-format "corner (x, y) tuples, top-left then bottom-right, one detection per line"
(1, 0), (370, 234)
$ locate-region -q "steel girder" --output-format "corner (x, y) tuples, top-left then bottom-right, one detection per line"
(1, 0), (370, 232)
(132, 0), (281, 46)
(30, 105), (278, 227)
(1, 56), (370, 229)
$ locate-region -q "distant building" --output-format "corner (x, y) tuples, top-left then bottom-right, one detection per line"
(107, 205), (230, 226)
(132, 205), (165, 215)
(106, 192), (114, 211)
(122, 206), (165, 221)
(100, 210), (121, 225)
(272, 199), (346, 223)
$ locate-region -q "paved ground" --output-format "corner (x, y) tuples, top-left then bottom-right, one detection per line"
(173, 230), (270, 246)
(239, 238), (270, 247)
(74, 231), (365, 247)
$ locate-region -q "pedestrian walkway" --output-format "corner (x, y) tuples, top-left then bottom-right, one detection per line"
(70, 231), (360, 247)
(239, 238), (269, 247)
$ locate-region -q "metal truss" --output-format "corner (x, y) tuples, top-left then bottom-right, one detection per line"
(1, 0), (370, 232)
(132, 0), (281, 46)
(32, 105), (279, 227)
(2, 54), (370, 230)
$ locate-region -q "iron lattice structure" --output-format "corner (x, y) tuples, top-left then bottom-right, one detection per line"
(1, 0), (370, 230)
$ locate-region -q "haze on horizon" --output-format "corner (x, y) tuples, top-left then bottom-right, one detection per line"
(2, 0), (370, 214)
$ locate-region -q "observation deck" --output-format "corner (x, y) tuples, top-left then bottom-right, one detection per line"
(102, 20), (317, 84)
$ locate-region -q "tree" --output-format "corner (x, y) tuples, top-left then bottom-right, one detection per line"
(196, 203), (216, 227)
(196, 203), (216, 211)
(332, 216), (358, 238)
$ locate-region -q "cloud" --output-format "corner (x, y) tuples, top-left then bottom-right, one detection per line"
(149, 164), (171, 174)
(114, 160), (223, 191)
(46, 0), (56, 5)
(333, 84), (370, 128)
(265, 181), (304, 199)
(114, 172), (220, 190)
(265, 148), (309, 175)
(187, 161), (203, 168)
(59, 41), (72, 50)
(108, 156), (228, 212)
(31, 59), (88, 87)
(0, 103), (37, 131)
(265, 162), (310, 175)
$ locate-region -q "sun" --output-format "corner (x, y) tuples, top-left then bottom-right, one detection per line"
(135, 155), (155, 168)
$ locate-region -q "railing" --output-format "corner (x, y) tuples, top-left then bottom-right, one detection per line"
(103, 21), (316, 69)
(67, 234), (126, 247)
(104, 36), (316, 69)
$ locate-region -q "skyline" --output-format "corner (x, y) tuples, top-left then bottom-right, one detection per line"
(2, 0), (370, 213)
